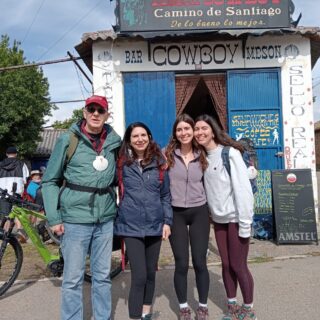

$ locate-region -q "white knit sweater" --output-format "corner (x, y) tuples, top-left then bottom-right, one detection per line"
(204, 144), (254, 238)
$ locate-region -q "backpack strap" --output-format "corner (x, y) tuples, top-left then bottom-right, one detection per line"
(221, 146), (231, 177)
(65, 182), (115, 207)
(242, 151), (252, 167)
(65, 132), (79, 165)
(58, 133), (79, 209)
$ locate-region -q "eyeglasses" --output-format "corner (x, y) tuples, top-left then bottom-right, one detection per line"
(86, 105), (106, 114)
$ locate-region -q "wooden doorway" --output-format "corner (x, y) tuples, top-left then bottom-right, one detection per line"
(184, 78), (219, 120)
(175, 74), (227, 129)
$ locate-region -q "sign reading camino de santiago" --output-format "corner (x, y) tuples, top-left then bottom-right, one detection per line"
(117, 0), (291, 32)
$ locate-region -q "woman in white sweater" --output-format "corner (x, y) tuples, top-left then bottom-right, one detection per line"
(194, 114), (256, 320)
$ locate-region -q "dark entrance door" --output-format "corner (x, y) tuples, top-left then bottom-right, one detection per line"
(184, 78), (219, 121)
(175, 74), (227, 129)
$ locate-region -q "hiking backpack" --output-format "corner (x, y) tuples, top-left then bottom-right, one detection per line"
(221, 138), (258, 194)
(22, 178), (35, 203)
(238, 138), (258, 168)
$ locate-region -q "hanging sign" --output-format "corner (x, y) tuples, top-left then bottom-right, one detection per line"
(116, 0), (291, 33)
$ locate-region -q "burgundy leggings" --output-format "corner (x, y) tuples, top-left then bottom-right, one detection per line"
(214, 222), (254, 304)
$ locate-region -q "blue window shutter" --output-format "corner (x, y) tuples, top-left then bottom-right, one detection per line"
(123, 72), (176, 147)
(227, 69), (284, 170)
(228, 70), (281, 111)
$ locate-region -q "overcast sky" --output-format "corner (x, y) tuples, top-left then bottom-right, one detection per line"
(1, 0), (319, 124)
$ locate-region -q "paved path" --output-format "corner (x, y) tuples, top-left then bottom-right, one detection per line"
(2, 255), (320, 320)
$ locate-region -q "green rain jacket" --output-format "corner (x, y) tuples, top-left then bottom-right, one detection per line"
(42, 122), (121, 226)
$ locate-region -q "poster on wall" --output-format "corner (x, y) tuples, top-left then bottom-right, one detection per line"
(230, 110), (280, 147)
(252, 170), (274, 240)
(116, 0), (291, 33)
(255, 170), (272, 216)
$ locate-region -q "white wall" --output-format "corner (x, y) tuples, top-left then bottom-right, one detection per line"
(92, 40), (125, 138)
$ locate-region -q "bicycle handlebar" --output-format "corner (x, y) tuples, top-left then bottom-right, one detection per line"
(0, 188), (42, 212)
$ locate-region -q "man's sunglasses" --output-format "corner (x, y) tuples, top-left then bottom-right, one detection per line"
(86, 105), (106, 114)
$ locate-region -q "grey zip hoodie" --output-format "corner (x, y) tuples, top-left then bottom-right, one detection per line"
(168, 149), (206, 208)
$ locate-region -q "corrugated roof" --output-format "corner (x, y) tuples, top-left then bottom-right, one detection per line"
(34, 129), (67, 157)
(75, 27), (320, 72)
(79, 26), (320, 42)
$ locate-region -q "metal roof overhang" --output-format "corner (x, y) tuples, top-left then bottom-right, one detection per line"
(75, 27), (320, 73)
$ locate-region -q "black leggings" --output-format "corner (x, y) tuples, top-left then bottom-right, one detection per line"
(214, 222), (254, 304)
(124, 236), (162, 319)
(169, 204), (210, 304)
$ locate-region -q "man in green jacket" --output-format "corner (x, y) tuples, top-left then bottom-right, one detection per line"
(42, 95), (121, 320)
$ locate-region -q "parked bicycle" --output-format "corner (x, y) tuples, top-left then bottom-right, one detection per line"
(0, 188), (127, 296)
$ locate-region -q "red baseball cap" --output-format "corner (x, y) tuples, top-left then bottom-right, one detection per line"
(85, 95), (108, 110)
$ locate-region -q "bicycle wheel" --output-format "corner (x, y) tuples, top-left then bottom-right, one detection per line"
(0, 234), (23, 296)
(84, 251), (128, 283)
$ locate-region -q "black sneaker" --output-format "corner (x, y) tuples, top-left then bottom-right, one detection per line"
(37, 221), (50, 242)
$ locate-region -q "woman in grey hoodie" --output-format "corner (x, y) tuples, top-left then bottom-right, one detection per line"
(165, 114), (210, 320)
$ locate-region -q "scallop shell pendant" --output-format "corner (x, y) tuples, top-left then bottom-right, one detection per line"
(93, 155), (108, 171)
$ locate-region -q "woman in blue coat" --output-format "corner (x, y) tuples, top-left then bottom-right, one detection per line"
(114, 122), (172, 320)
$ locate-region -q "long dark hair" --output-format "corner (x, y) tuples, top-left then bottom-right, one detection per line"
(165, 114), (208, 171)
(195, 114), (244, 153)
(117, 122), (164, 168)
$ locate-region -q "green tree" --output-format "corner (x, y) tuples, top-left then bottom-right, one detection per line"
(52, 108), (83, 129)
(0, 35), (54, 157)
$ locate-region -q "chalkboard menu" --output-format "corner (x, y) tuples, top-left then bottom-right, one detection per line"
(271, 169), (318, 245)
